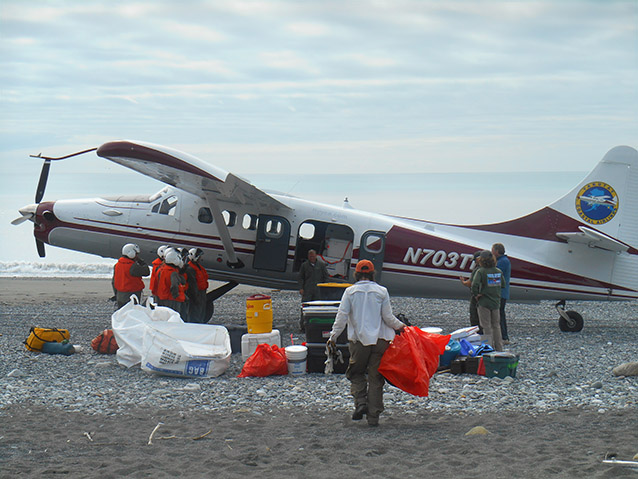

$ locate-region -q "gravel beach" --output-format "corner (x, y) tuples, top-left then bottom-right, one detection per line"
(1, 278), (637, 478)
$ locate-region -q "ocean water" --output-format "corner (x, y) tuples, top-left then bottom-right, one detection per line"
(1, 170), (586, 277)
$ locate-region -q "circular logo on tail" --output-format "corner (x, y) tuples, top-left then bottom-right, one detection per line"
(575, 182), (618, 225)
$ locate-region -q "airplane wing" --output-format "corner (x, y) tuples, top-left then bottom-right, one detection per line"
(96, 140), (290, 212)
(97, 140), (290, 268)
(556, 226), (629, 253)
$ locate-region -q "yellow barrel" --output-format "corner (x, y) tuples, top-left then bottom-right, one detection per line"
(246, 294), (273, 334)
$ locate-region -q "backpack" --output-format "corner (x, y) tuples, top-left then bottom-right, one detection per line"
(91, 329), (119, 354)
(24, 327), (70, 352)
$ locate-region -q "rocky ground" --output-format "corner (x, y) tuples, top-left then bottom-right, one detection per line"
(1, 281), (637, 478)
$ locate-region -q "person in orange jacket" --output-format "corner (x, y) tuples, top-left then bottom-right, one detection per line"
(112, 243), (150, 309)
(150, 245), (168, 300)
(186, 248), (209, 323)
(155, 248), (187, 316)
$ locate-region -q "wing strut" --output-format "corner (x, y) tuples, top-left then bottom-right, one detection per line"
(204, 192), (244, 269)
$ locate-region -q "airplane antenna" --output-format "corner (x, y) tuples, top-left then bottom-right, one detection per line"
(285, 179), (301, 196)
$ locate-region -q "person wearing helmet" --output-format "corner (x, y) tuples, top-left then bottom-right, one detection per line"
(327, 260), (405, 427)
(150, 245), (168, 300)
(155, 249), (187, 316)
(185, 248), (209, 323)
(112, 243), (150, 309)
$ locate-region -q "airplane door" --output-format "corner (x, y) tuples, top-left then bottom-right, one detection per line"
(358, 231), (386, 281)
(253, 215), (291, 272)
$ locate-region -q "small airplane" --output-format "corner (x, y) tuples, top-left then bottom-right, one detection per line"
(13, 141), (638, 331)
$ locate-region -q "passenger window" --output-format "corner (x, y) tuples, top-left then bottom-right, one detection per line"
(222, 210), (236, 227)
(242, 213), (258, 230)
(151, 203), (160, 213)
(265, 219), (283, 238)
(364, 233), (383, 254)
(299, 222), (315, 240)
(198, 207), (213, 224)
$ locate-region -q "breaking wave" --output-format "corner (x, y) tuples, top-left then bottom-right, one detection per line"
(0, 261), (113, 278)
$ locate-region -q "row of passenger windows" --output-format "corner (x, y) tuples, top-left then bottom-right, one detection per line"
(150, 197), (289, 238)
(198, 207), (287, 237)
(198, 207), (261, 231)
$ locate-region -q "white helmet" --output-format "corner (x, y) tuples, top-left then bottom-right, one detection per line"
(188, 248), (203, 262)
(157, 245), (168, 259)
(122, 243), (140, 259)
(164, 249), (184, 268)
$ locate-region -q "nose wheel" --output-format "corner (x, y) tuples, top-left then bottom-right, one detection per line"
(555, 300), (584, 332)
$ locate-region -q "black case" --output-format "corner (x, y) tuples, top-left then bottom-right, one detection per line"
(306, 342), (350, 374)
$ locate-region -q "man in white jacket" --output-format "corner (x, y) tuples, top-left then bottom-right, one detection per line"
(328, 260), (405, 427)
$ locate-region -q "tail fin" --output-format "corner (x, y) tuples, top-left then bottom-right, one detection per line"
(549, 145), (638, 249)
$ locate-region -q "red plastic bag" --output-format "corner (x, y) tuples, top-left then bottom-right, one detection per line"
(91, 329), (119, 354)
(238, 343), (288, 378)
(378, 326), (450, 397)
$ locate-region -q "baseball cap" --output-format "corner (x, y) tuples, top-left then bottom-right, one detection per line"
(355, 260), (375, 273)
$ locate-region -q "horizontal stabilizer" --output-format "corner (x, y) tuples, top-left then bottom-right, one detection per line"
(556, 226), (629, 253)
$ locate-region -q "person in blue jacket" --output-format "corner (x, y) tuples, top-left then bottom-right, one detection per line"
(492, 243), (511, 344)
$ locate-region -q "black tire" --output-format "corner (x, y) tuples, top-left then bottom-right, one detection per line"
(558, 310), (584, 332)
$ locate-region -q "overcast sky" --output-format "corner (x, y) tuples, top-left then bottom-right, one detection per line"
(1, 0), (636, 177)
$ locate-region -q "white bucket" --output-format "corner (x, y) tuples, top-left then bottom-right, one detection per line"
(422, 327), (443, 334)
(285, 345), (307, 376)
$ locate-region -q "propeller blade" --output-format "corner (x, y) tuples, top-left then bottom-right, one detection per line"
(11, 214), (34, 225)
(36, 238), (46, 258)
(35, 159), (51, 203)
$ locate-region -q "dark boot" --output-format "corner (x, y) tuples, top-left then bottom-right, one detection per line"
(352, 405), (368, 420)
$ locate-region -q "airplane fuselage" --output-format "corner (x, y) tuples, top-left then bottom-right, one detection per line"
(33, 185), (638, 302)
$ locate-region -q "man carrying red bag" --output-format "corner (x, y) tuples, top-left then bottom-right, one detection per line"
(327, 260), (405, 427)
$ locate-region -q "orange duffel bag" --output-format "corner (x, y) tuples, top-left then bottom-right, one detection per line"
(91, 329), (119, 354)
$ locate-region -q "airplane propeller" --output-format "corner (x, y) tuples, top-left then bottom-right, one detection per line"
(12, 147), (97, 258)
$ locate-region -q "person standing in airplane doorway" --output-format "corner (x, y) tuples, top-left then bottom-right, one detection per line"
(492, 243), (511, 345)
(298, 249), (329, 302)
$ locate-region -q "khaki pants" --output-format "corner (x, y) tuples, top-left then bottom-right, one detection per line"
(478, 305), (503, 352)
(346, 339), (390, 420)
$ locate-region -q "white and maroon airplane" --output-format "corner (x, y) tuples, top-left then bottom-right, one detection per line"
(13, 141), (638, 331)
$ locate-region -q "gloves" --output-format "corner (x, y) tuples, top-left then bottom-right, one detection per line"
(326, 339), (337, 356)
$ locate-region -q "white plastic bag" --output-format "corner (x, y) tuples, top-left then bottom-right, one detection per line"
(111, 296), (183, 368)
(140, 322), (231, 378)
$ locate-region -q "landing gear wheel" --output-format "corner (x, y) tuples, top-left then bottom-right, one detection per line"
(558, 310), (584, 332)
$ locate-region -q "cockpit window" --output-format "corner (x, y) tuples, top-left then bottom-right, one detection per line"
(149, 195), (178, 216)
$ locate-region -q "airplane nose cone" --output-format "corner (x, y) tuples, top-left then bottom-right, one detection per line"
(19, 203), (38, 216)
(11, 204), (38, 225)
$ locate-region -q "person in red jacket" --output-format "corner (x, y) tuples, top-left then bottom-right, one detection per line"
(155, 248), (187, 316)
(112, 243), (150, 309)
(150, 245), (168, 300)
(186, 248), (209, 323)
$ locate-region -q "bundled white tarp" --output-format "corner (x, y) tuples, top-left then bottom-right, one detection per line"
(140, 321), (231, 378)
(111, 297), (231, 378)
(112, 297), (183, 368)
